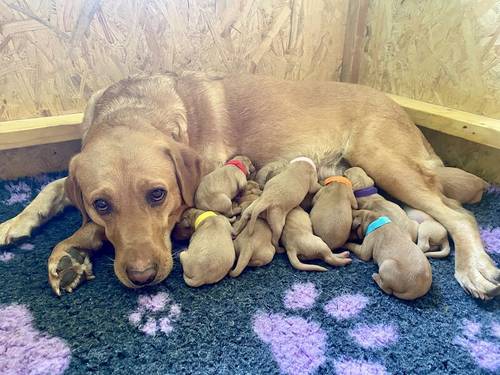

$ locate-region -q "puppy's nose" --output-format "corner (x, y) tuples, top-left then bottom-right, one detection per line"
(126, 265), (157, 286)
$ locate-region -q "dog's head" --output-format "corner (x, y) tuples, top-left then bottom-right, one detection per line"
(66, 129), (203, 288)
(344, 167), (374, 190)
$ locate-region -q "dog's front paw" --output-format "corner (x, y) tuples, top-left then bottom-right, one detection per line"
(48, 247), (94, 296)
(0, 215), (35, 246)
(455, 252), (500, 300)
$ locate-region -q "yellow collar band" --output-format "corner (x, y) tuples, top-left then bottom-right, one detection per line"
(194, 211), (217, 230)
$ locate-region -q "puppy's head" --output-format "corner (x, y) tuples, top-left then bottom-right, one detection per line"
(344, 167), (374, 190)
(232, 155), (256, 177)
(351, 209), (378, 240)
(66, 129), (204, 288)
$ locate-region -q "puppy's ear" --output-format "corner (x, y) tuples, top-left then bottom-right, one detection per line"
(351, 210), (362, 230)
(166, 142), (203, 207)
(65, 155), (90, 226)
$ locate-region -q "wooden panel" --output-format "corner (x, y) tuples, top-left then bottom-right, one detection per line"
(359, 0), (500, 119)
(388, 94), (500, 150)
(0, 0), (349, 121)
(0, 114), (82, 151)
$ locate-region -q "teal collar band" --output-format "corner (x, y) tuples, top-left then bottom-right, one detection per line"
(365, 216), (392, 236)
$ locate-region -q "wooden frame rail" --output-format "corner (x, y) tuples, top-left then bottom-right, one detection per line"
(0, 95), (499, 151)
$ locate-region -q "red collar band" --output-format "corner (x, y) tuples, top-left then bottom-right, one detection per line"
(225, 160), (248, 176)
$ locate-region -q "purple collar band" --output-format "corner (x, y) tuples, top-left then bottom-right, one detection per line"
(354, 186), (378, 198)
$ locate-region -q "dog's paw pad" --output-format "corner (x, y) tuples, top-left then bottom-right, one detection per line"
(334, 357), (389, 375)
(348, 323), (398, 349)
(55, 250), (93, 289)
(283, 282), (318, 310)
(253, 312), (326, 375)
(324, 293), (369, 320)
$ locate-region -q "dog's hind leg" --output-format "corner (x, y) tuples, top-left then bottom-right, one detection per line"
(0, 178), (69, 246)
(267, 207), (287, 247)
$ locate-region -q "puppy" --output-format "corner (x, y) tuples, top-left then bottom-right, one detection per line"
(310, 176), (358, 249)
(281, 207), (351, 271)
(230, 181), (275, 277)
(179, 209), (235, 287)
(344, 167), (418, 242)
(404, 207), (450, 258)
(230, 219), (275, 277)
(233, 157), (322, 246)
(195, 155), (255, 217)
(436, 166), (489, 204)
(234, 180), (262, 212)
(347, 209), (432, 300)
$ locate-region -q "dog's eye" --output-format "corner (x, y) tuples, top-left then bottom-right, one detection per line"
(93, 199), (111, 215)
(148, 188), (167, 206)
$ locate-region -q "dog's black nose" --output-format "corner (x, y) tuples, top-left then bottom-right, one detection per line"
(126, 266), (157, 286)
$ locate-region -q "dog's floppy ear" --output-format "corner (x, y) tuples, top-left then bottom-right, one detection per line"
(166, 142), (203, 207)
(65, 155), (90, 226)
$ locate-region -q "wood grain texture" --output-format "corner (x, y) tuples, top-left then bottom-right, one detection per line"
(0, 0), (349, 121)
(359, 0), (500, 119)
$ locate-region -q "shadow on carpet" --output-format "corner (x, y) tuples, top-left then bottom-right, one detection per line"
(0, 172), (499, 375)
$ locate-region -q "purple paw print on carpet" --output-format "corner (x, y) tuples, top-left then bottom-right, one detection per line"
(480, 226), (500, 255)
(0, 252), (15, 262)
(0, 304), (71, 375)
(128, 292), (181, 336)
(3, 181), (32, 206)
(334, 357), (389, 375)
(252, 282), (390, 375)
(454, 319), (500, 372)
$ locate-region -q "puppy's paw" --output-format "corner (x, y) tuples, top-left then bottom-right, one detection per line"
(48, 247), (94, 296)
(325, 251), (352, 267)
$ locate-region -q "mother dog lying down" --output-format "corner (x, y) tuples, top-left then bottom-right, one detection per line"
(0, 72), (497, 299)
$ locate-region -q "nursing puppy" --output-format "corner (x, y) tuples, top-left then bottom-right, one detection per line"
(310, 176), (358, 249)
(281, 207), (351, 271)
(344, 167), (419, 242)
(195, 156), (255, 217)
(235, 180), (262, 212)
(436, 167), (489, 204)
(347, 209), (432, 300)
(230, 181), (275, 277)
(233, 157), (321, 246)
(179, 209), (235, 287)
(404, 207), (450, 258)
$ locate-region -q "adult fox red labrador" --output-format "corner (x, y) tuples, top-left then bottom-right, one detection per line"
(0, 72), (497, 299)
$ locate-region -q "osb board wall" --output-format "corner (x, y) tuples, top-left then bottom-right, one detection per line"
(420, 128), (500, 185)
(0, 0), (349, 121)
(359, 0), (500, 119)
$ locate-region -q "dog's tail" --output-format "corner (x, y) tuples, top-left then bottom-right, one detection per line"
(287, 249), (327, 272)
(229, 244), (253, 278)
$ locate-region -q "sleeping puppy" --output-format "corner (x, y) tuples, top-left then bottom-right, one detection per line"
(404, 206), (450, 258)
(230, 181), (275, 277)
(310, 176), (358, 249)
(179, 209), (235, 287)
(234, 180), (262, 212)
(195, 155), (255, 217)
(281, 207), (351, 271)
(233, 157), (322, 246)
(344, 167), (419, 242)
(346, 209), (432, 300)
(435, 166), (489, 204)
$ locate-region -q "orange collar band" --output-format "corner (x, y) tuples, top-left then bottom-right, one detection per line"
(324, 176), (352, 187)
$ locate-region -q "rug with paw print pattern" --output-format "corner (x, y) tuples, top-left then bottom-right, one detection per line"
(0, 172), (499, 374)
